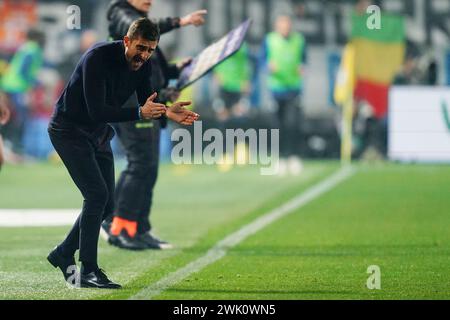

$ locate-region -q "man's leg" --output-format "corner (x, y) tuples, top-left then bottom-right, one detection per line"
(137, 121), (160, 234)
(283, 92), (304, 175)
(122, 121), (172, 249)
(275, 97), (289, 159)
(49, 131), (109, 265)
(114, 121), (154, 223)
(97, 143), (116, 222)
(48, 128), (121, 288)
(283, 92), (301, 156)
(112, 119), (170, 249)
(361, 117), (385, 160)
(9, 93), (28, 154)
(106, 121), (155, 249)
(275, 93), (303, 175)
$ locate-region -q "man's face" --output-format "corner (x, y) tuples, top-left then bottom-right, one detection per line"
(124, 36), (158, 71)
(275, 16), (292, 38)
(128, 0), (153, 13)
(356, 0), (372, 14)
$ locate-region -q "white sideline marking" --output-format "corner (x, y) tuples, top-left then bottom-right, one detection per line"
(130, 166), (356, 300)
(0, 209), (79, 227)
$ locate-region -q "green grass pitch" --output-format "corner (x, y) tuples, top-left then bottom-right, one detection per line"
(0, 161), (449, 299)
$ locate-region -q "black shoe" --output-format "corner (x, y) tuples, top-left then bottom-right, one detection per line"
(47, 246), (77, 282)
(108, 230), (147, 251)
(80, 268), (122, 289)
(100, 220), (112, 241)
(136, 232), (173, 250)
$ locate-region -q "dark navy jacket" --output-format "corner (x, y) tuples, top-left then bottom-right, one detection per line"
(52, 41), (152, 132)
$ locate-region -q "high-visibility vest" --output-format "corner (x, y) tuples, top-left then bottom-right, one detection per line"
(266, 32), (305, 91)
(214, 43), (250, 92)
(1, 41), (43, 93)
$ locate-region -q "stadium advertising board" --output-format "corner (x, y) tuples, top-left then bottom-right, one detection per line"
(389, 86), (450, 162)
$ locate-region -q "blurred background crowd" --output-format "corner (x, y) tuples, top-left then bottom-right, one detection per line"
(0, 0), (449, 168)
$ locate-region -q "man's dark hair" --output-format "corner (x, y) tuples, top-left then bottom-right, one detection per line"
(127, 18), (160, 41)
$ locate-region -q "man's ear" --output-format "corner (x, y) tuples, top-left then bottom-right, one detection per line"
(124, 35), (130, 47)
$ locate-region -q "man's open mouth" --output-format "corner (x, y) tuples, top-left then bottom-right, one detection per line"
(131, 57), (144, 69)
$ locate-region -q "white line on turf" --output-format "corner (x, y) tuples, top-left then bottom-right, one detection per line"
(0, 209), (79, 227)
(130, 166), (356, 300)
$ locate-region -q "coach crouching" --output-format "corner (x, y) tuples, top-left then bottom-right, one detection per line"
(46, 18), (199, 289)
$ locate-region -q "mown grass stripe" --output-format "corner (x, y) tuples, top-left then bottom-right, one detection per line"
(130, 166), (356, 300)
(0, 209), (79, 227)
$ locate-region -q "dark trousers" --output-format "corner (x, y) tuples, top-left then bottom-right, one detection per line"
(220, 89), (242, 110)
(3, 92), (28, 154)
(274, 91), (302, 158)
(365, 117), (387, 155)
(109, 119), (160, 234)
(48, 121), (115, 264)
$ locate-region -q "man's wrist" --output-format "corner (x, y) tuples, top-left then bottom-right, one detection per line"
(179, 16), (190, 27)
(138, 106), (143, 120)
(165, 108), (171, 120)
(172, 17), (182, 28)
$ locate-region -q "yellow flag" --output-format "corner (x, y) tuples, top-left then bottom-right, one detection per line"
(334, 43), (355, 165)
(334, 43), (355, 106)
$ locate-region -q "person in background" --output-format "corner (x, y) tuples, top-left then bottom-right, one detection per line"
(0, 93), (11, 170)
(22, 69), (61, 160)
(0, 29), (45, 155)
(263, 15), (306, 176)
(102, 0), (207, 250)
(59, 30), (98, 84)
(213, 43), (251, 121)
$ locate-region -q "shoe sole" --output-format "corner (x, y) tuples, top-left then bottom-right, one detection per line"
(157, 243), (174, 250)
(142, 242), (174, 250)
(80, 281), (122, 289)
(108, 237), (147, 251)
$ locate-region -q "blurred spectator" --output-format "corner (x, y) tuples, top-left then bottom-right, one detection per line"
(355, 0), (372, 15)
(394, 55), (420, 85)
(394, 41), (439, 86)
(59, 30), (98, 84)
(213, 43), (251, 121)
(426, 59), (438, 86)
(351, 0), (410, 161)
(0, 28), (45, 154)
(262, 15), (306, 175)
(22, 69), (62, 159)
(0, 92), (11, 170)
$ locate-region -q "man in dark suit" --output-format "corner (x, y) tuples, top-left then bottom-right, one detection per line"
(46, 18), (199, 288)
